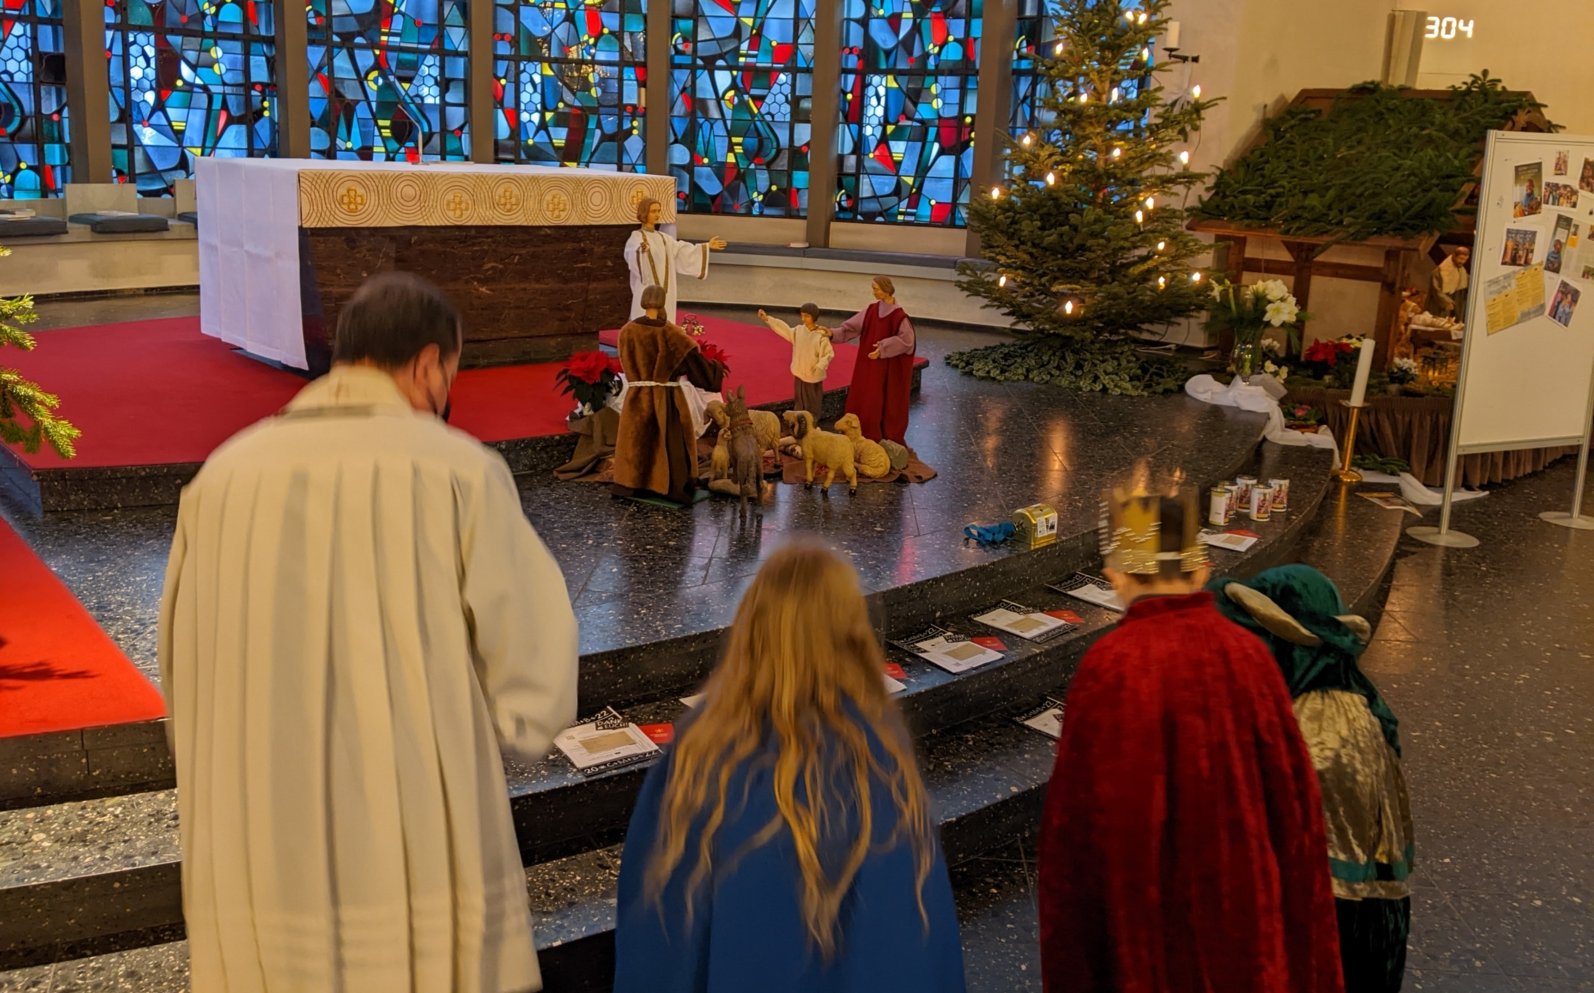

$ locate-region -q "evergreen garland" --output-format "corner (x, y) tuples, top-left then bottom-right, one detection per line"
(1194, 74), (1553, 242)
(0, 247), (80, 458)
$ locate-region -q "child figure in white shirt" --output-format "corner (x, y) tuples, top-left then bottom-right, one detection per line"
(756, 303), (835, 419)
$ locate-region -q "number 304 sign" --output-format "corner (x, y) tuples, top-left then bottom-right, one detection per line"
(1425, 15), (1476, 40)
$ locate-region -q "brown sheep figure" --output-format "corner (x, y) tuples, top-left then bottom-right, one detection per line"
(782, 409), (858, 495)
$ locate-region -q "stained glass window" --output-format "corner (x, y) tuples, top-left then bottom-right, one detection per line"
(308, 0), (470, 161)
(1009, 0), (1048, 138)
(106, 0), (276, 194)
(0, 0), (68, 198)
(493, 0), (644, 170)
(669, 0), (814, 216)
(835, 0), (980, 226)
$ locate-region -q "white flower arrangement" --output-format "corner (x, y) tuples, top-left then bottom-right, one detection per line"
(1263, 360), (1289, 381)
(1260, 338), (1285, 357)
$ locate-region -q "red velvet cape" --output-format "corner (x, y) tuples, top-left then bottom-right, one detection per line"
(843, 303), (914, 444)
(1038, 592), (1344, 993)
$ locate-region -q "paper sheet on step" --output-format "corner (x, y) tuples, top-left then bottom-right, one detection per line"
(1355, 471), (1487, 506)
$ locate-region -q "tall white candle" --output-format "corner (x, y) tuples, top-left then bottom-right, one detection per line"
(1348, 338), (1376, 407)
(1164, 20), (1181, 50)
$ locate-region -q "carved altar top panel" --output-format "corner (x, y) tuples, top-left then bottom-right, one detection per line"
(292, 163), (678, 229)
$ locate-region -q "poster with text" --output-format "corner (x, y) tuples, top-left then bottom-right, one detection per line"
(1547, 215), (1574, 274)
(1483, 264), (1548, 335)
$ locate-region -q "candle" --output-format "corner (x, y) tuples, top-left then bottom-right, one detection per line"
(1164, 20), (1182, 50)
(1348, 338), (1376, 407)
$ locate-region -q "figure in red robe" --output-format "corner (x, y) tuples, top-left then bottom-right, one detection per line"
(1038, 482), (1344, 993)
(831, 275), (915, 443)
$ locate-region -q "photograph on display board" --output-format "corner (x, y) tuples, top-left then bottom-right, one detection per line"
(1581, 157), (1594, 195)
(1514, 162), (1543, 217)
(1502, 228), (1538, 267)
(1549, 281), (1580, 328)
(1545, 182), (1580, 209)
(1546, 215), (1574, 274)
(1554, 150), (1570, 176)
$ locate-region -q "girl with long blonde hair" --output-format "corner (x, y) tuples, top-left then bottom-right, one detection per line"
(613, 541), (965, 992)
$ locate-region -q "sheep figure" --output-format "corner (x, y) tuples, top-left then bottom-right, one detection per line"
(832, 413), (892, 479)
(782, 409), (858, 495)
(705, 398), (781, 473)
(724, 388), (766, 509)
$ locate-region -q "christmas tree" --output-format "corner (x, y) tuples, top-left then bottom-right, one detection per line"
(950, 0), (1214, 394)
(0, 247), (79, 458)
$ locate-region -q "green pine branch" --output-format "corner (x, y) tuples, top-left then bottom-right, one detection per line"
(0, 246), (80, 459)
(959, 0), (1218, 341)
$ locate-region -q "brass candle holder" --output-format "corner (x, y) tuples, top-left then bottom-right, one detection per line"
(1333, 400), (1366, 484)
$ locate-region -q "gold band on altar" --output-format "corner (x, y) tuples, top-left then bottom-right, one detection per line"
(298, 170), (678, 229)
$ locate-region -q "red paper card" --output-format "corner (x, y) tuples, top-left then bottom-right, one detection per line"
(637, 723), (675, 745)
(1228, 529), (1260, 538)
(884, 662), (907, 681)
(971, 635), (1007, 652)
(1045, 609), (1084, 624)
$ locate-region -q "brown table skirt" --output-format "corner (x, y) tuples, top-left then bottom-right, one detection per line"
(1287, 387), (1581, 488)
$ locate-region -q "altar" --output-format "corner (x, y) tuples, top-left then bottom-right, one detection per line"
(195, 159), (676, 373)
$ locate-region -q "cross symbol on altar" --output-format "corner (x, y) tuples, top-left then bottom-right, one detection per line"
(337, 186), (367, 213)
(545, 192), (570, 221)
(444, 191), (470, 219)
(495, 187), (522, 213)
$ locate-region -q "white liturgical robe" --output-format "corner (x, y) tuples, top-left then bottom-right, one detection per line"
(624, 226), (711, 320)
(158, 366), (579, 993)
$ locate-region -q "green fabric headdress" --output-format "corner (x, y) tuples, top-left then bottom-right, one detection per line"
(1208, 564), (1401, 756)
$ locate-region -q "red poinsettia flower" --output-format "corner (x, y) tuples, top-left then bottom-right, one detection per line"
(1302, 340), (1342, 367)
(561, 349), (622, 385)
(697, 341), (730, 368)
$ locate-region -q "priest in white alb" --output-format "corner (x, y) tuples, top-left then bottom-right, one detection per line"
(624, 196), (727, 320)
(158, 272), (580, 993)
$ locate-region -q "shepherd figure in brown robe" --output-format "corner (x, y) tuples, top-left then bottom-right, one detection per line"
(611, 284), (723, 505)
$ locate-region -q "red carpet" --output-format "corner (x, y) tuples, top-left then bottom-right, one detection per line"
(0, 518), (166, 737)
(5, 315), (906, 471)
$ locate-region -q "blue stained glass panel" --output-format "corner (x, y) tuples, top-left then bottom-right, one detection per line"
(0, 0), (69, 198)
(835, 0), (981, 226)
(669, 0), (816, 216)
(106, 0), (277, 194)
(307, 0), (471, 161)
(493, 0), (645, 170)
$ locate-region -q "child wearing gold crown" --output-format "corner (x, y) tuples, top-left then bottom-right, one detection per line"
(1036, 480), (1344, 993)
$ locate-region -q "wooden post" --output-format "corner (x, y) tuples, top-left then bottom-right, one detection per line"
(805, 0), (843, 248)
(966, 0), (1017, 259)
(1284, 240), (1315, 358)
(1213, 235), (1247, 354)
(1371, 247), (1408, 370)
(466, 0), (494, 163)
(61, 0), (112, 182)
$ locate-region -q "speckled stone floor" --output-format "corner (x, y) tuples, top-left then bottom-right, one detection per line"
(952, 458), (1594, 993)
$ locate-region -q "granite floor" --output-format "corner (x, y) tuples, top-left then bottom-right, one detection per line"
(3, 292), (1266, 681)
(953, 456), (1594, 993)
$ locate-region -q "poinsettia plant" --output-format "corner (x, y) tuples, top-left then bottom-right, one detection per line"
(1301, 337), (1361, 387)
(695, 340), (731, 392)
(556, 350), (623, 414)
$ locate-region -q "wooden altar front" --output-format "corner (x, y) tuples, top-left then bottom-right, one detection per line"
(197, 160), (678, 373)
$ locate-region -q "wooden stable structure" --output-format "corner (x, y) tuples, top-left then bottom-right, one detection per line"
(1193, 87), (1552, 369)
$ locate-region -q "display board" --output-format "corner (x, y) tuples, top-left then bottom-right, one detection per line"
(1454, 130), (1594, 454)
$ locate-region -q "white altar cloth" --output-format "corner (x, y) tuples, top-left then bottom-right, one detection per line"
(196, 159), (676, 370)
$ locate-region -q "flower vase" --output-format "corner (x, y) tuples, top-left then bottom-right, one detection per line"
(1231, 340), (1259, 381)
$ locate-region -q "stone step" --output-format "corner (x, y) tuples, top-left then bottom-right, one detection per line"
(0, 448), (1407, 987)
(0, 443), (1339, 967)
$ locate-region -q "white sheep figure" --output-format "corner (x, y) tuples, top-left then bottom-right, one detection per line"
(782, 409), (858, 495)
(832, 413), (892, 479)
